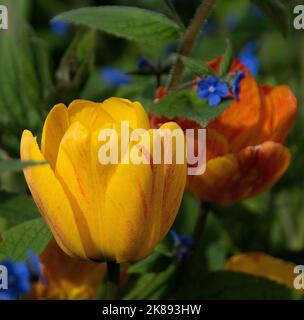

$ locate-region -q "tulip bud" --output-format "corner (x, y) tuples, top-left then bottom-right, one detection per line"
(20, 98), (187, 262)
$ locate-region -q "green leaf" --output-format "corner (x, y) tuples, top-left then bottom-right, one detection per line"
(53, 6), (181, 45)
(180, 56), (214, 76)
(219, 39), (233, 77)
(129, 252), (172, 274)
(171, 271), (300, 299)
(0, 159), (46, 173)
(0, 191), (39, 225)
(0, 1), (52, 131)
(0, 218), (52, 260)
(122, 264), (177, 299)
(252, 0), (289, 37)
(148, 90), (232, 127)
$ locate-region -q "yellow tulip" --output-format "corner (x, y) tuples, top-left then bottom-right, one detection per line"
(20, 98), (187, 263)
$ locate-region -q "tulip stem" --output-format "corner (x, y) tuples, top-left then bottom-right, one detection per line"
(167, 0), (216, 90)
(106, 261), (120, 300)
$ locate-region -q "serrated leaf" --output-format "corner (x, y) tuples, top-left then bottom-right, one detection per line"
(0, 159), (46, 173)
(0, 191), (39, 225)
(219, 39), (233, 77)
(0, 218), (52, 260)
(148, 90), (232, 127)
(180, 56), (214, 76)
(53, 6), (181, 45)
(252, 0), (289, 37)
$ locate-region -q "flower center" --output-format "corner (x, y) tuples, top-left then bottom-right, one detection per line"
(208, 86), (216, 93)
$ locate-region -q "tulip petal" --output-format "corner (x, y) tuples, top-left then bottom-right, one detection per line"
(55, 122), (116, 261)
(20, 130), (86, 258)
(206, 129), (229, 161)
(103, 122), (186, 262)
(30, 240), (106, 300)
(261, 85), (297, 143)
(225, 252), (297, 290)
(103, 136), (154, 262)
(188, 141), (290, 205)
(41, 103), (69, 170)
(156, 122), (187, 239)
(68, 99), (114, 131)
(208, 70), (263, 153)
(101, 97), (150, 130)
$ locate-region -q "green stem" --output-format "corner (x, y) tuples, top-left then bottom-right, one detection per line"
(165, 0), (185, 30)
(167, 0), (216, 90)
(193, 202), (210, 245)
(106, 261), (120, 300)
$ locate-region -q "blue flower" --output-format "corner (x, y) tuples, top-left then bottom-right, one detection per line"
(197, 76), (229, 106)
(49, 20), (70, 37)
(27, 250), (42, 282)
(238, 41), (260, 76)
(137, 56), (151, 69)
(170, 230), (195, 262)
(101, 67), (133, 86)
(0, 259), (31, 300)
(232, 71), (245, 101)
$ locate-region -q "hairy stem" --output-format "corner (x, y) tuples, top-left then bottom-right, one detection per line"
(167, 0), (216, 90)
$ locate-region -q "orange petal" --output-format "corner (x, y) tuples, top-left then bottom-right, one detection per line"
(225, 252), (298, 290)
(207, 69), (263, 153)
(188, 141), (290, 205)
(30, 240), (106, 300)
(206, 129), (229, 161)
(260, 85), (297, 143)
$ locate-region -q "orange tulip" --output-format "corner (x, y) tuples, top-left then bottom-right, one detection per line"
(151, 57), (297, 205)
(30, 240), (106, 300)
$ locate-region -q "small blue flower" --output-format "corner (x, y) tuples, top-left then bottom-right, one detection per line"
(0, 292), (15, 300)
(197, 76), (229, 106)
(101, 67), (133, 86)
(49, 20), (70, 37)
(238, 41), (260, 76)
(137, 56), (151, 69)
(232, 71), (245, 101)
(170, 230), (195, 262)
(0, 259), (31, 300)
(27, 250), (42, 282)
